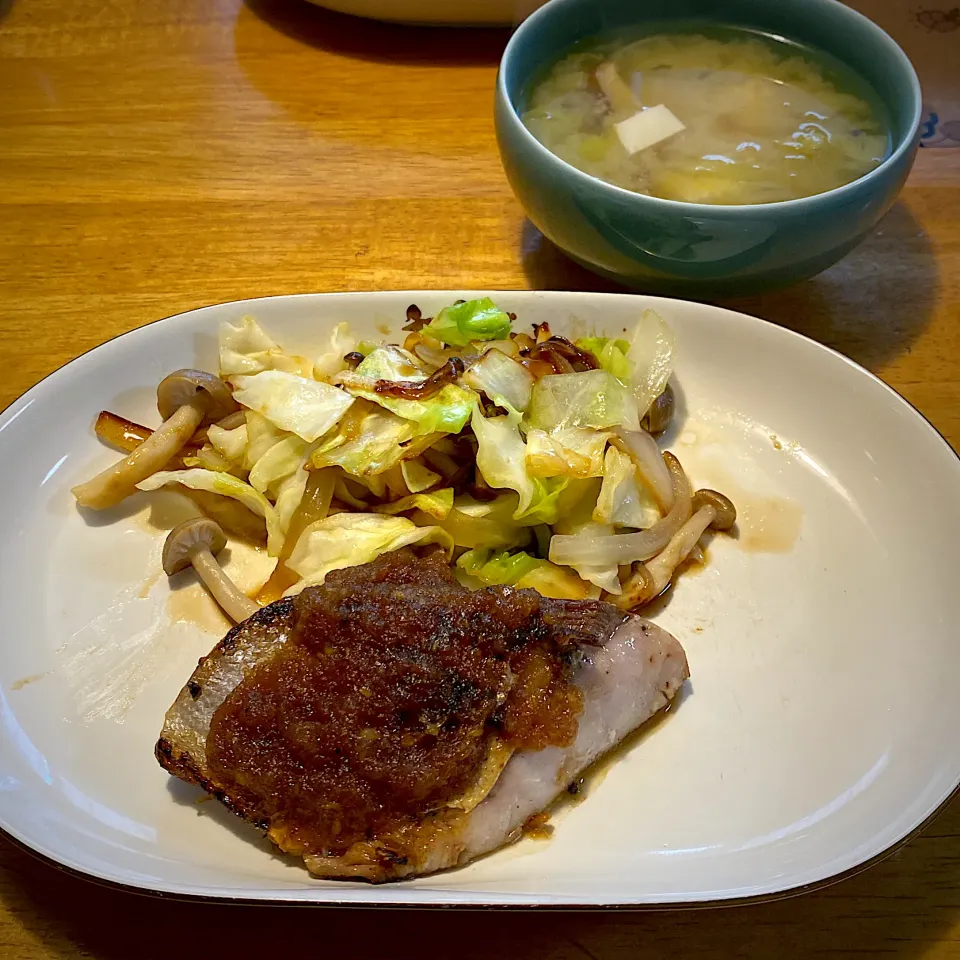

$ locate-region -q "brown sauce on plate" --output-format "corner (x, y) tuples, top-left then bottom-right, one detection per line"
(737, 496), (803, 553)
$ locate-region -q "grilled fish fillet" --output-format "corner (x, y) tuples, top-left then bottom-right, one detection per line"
(157, 595), (688, 881)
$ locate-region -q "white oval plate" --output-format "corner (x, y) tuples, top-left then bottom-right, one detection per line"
(1, 292), (958, 907)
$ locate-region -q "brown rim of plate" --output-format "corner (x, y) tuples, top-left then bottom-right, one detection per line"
(1, 772), (958, 909)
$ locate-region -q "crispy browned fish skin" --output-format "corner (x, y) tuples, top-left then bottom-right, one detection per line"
(156, 599), (295, 829)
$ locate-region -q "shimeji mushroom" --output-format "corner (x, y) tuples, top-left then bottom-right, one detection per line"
(642, 384), (675, 435)
(162, 517), (259, 623)
(72, 370), (236, 510)
(690, 489), (737, 531)
(616, 489), (737, 609)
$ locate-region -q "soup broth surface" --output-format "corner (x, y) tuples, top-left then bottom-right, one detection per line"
(521, 27), (891, 205)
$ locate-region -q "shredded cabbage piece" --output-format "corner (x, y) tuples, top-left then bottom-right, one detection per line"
(310, 400), (417, 477)
(551, 478), (603, 534)
(626, 309), (675, 419)
(275, 463), (310, 535)
(313, 322), (357, 380)
(529, 369), (640, 433)
(232, 370), (354, 443)
(462, 349), (533, 413)
(373, 488), (454, 520)
(137, 468), (282, 555)
(425, 297), (513, 347)
(456, 548), (595, 600)
(414, 493), (531, 550)
(471, 407), (567, 524)
(284, 513), (453, 591)
(593, 446), (660, 529)
(248, 436), (310, 495)
(575, 337), (632, 384)
(207, 423), (248, 463)
(242, 411), (287, 471)
(525, 427), (609, 479)
(219, 316), (313, 379)
(355, 344), (423, 381)
(183, 445), (233, 474)
(334, 477), (370, 509)
(350, 471), (388, 500)
(401, 459), (442, 493)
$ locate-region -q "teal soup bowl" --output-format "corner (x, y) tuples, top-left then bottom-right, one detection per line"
(495, 0), (922, 296)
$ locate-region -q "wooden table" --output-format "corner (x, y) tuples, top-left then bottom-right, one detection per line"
(2, 1), (959, 956)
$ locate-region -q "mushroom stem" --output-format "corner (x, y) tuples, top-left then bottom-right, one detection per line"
(190, 546), (259, 623)
(615, 504), (715, 610)
(74, 368), (236, 512)
(72, 399), (206, 510)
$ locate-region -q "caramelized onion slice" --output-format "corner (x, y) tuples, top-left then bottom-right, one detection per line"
(525, 337), (600, 375)
(549, 452), (692, 568)
(94, 410), (201, 467)
(613, 427), (673, 511)
(373, 357), (466, 400)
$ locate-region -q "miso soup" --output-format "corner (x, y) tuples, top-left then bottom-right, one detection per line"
(521, 27), (892, 205)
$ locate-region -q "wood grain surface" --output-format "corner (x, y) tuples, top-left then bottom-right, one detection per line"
(1, 1), (959, 956)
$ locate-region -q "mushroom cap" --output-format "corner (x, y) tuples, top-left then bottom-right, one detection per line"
(162, 517), (228, 575)
(157, 369), (237, 423)
(642, 384), (675, 435)
(691, 489), (737, 531)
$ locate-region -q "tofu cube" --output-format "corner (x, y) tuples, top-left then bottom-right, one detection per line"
(615, 104), (686, 155)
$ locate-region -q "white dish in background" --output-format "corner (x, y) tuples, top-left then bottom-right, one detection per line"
(303, 0), (543, 25)
(0, 291), (958, 907)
